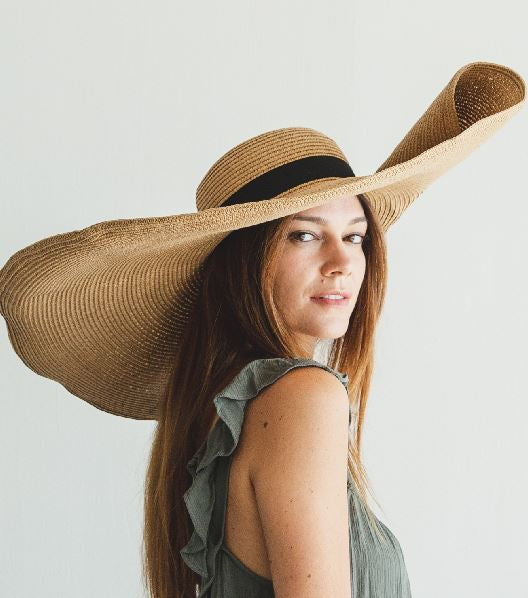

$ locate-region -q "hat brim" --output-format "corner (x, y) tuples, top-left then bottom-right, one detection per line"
(0, 61), (525, 419)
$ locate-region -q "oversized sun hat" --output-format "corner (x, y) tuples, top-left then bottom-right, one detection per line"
(0, 61), (525, 420)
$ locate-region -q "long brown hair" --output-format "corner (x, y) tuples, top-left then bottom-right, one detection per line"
(141, 193), (388, 597)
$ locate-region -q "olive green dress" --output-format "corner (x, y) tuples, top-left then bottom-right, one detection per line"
(180, 357), (413, 597)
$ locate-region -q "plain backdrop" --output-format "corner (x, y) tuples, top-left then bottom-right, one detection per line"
(1, 1), (527, 597)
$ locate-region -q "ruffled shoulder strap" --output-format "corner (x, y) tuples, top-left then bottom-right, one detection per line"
(179, 357), (349, 595)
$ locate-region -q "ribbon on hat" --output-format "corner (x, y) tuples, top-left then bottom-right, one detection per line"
(222, 155), (355, 206)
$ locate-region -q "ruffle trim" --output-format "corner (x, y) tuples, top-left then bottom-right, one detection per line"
(179, 357), (349, 594)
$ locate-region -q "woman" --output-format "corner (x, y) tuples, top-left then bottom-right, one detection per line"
(0, 62), (524, 598)
(150, 187), (393, 598)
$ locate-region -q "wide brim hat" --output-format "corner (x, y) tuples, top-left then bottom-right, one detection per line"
(0, 61), (525, 420)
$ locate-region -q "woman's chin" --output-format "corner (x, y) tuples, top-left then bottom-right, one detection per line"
(298, 324), (349, 342)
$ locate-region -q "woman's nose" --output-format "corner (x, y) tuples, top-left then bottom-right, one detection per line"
(321, 243), (356, 276)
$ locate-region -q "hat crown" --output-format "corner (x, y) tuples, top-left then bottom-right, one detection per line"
(195, 127), (353, 211)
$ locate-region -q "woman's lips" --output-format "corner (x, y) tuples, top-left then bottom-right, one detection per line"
(310, 296), (350, 306)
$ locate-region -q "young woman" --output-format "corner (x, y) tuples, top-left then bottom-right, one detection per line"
(0, 62), (524, 598)
(148, 187), (396, 597)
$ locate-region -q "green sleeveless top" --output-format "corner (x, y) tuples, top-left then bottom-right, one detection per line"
(180, 357), (412, 597)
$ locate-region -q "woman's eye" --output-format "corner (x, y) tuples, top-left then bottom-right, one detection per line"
(289, 231), (317, 242)
(349, 233), (366, 244)
(288, 231), (366, 244)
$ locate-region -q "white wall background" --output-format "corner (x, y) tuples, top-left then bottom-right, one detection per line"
(1, 1), (526, 597)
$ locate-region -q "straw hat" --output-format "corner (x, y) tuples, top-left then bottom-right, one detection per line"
(0, 61), (525, 420)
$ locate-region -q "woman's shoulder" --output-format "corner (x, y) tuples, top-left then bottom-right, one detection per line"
(238, 357), (349, 415)
(212, 356), (350, 443)
(219, 356), (348, 402)
(238, 357), (350, 456)
(186, 357), (349, 479)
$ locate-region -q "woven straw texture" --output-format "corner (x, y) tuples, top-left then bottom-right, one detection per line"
(0, 61), (525, 419)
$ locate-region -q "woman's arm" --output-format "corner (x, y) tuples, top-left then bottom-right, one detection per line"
(246, 366), (351, 598)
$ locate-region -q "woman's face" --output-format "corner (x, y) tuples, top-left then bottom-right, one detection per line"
(274, 193), (368, 356)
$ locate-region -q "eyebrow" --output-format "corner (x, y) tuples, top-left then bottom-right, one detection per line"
(292, 215), (367, 225)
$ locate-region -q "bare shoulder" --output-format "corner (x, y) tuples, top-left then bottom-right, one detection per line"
(245, 363), (348, 434)
(244, 365), (349, 463)
(244, 365), (351, 597)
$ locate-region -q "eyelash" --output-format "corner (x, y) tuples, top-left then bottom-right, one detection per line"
(288, 230), (368, 244)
